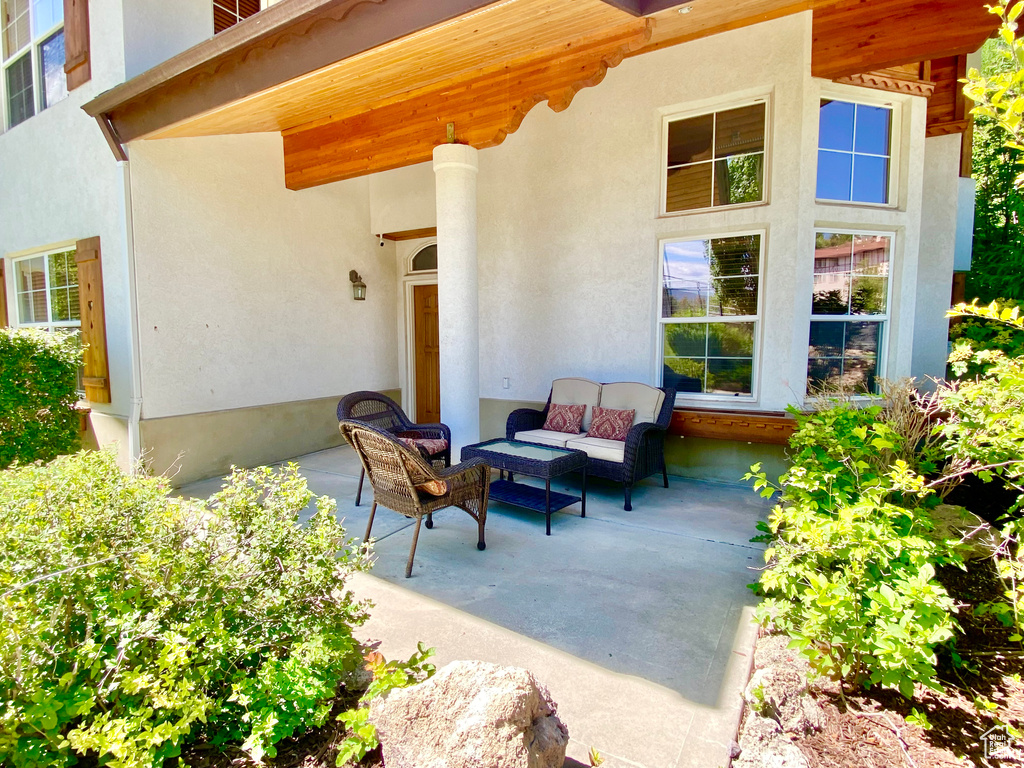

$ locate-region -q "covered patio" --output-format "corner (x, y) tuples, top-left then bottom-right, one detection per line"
(181, 445), (769, 768)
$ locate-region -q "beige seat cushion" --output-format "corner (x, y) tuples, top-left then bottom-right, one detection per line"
(514, 428), (578, 448)
(598, 382), (665, 426)
(550, 377), (602, 431)
(565, 436), (625, 463)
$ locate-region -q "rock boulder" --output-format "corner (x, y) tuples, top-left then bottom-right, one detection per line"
(369, 659), (569, 768)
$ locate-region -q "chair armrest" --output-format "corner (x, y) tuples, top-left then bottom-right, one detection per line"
(439, 456), (489, 478)
(403, 422), (451, 443)
(506, 408), (546, 439)
(622, 421), (668, 482)
(438, 457), (490, 492)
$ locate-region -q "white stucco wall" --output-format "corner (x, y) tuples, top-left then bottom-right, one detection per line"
(128, 133), (399, 419)
(366, 11), (940, 413)
(0, 0), (132, 424)
(914, 133), (962, 381)
(123, 0), (212, 80)
(369, 163), (437, 235)
(471, 11), (926, 410)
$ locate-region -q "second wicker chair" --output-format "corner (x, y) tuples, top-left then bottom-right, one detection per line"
(339, 419), (489, 578)
(337, 390), (451, 506)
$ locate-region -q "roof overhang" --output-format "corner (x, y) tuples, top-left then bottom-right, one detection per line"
(84, 0), (997, 188)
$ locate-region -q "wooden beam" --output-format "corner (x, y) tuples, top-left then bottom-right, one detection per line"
(383, 227), (437, 241)
(812, 0), (997, 80)
(284, 21), (653, 190)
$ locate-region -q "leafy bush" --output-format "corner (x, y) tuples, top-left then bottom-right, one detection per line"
(0, 328), (81, 468)
(0, 451), (371, 768)
(748, 404), (964, 697)
(949, 300), (1024, 378)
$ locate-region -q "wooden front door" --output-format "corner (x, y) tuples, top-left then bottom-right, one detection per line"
(413, 284), (441, 423)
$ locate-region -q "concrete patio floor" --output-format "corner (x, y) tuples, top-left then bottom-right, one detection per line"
(180, 444), (771, 768)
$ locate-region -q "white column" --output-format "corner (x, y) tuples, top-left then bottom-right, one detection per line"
(433, 143), (480, 454)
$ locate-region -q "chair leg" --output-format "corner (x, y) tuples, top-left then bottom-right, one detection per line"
(663, 465), (669, 488)
(364, 501), (377, 542)
(355, 468), (365, 506)
(425, 513), (434, 529)
(405, 516), (424, 578)
(624, 485), (633, 512)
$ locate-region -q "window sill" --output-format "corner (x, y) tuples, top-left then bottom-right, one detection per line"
(658, 199), (769, 219)
(669, 407), (795, 444)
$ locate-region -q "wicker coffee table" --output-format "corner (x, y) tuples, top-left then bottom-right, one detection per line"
(460, 438), (587, 535)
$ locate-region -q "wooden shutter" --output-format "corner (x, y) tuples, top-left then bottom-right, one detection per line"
(76, 237), (110, 403)
(0, 261), (8, 328)
(63, 0), (91, 91)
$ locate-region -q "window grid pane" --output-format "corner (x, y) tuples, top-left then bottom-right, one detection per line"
(808, 231), (890, 394)
(14, 250), (80, 327)
(1, 0), (29, 60)
(6, 51), (34, 127)
(661, 234), (761, 397)
(817, 100), (892, 204)
(665, 102), (766, 212)
(39, 27), (64, 108)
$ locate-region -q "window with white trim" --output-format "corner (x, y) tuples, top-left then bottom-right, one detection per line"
(807, 231), (892, 394)
(12, 246), (79, 332)
(213, 0), (261, 34)
(816, 99), (893, 205)
(410, 243), (437, 272)
(659, 233), (762, 398)
(663, 100), (767, 214)
(1, 0), (65, 130)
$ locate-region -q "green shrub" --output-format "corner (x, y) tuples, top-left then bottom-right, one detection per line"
(748, 405), (964, 697)
(949, 300), (1024, 378)
(0, 328), (81, 468)
(0, 451), (371, 768)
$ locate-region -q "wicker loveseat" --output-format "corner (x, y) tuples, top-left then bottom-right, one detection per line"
(506, 378), (675, 511)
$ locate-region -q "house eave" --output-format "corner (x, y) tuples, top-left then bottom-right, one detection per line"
(82, 0), (504, 142)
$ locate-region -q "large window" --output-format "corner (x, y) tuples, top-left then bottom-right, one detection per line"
(12, 247), (79, 332)
(660, 233), (762, 398)
(816, 99), (893, 205)
(807, 231), (891, 394)
(1, 0), (64, 129)
(663, 100), (767, 214)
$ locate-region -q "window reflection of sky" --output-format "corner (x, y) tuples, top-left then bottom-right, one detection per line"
(663, 240), (711, 289)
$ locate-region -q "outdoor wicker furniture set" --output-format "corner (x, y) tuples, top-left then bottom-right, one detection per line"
(337, 379), (675, 574)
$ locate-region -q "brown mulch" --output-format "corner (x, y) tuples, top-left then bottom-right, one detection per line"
(769, 558), (1024, 768)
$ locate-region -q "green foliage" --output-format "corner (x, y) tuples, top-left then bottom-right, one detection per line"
(949, 300), (1024, 377)
(964, 2), (1024, 301)
(335, 643), (435, 766)
(746, 406), (964, 697)
(0, 451), (371, 768)
(0, 328), (81, 468)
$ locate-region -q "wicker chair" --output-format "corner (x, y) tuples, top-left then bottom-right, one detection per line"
(337, 391), (451, 506)
(339, 420), (489, 578)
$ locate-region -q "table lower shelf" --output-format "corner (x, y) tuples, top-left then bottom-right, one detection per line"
(487, 479), (581, 514)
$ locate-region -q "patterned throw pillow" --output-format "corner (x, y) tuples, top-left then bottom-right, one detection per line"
(415, 478), (449, 496)
(587, 406), (635, 441)
(542, 402), (586, 434)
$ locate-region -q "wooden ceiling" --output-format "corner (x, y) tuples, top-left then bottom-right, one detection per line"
(151, 0), (637, 139)
(87, 0), (997, 190)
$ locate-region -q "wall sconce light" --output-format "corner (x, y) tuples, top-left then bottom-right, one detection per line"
(349, 270), (366, 301)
